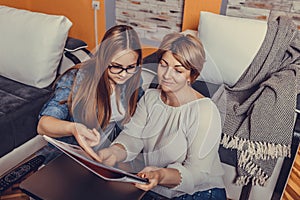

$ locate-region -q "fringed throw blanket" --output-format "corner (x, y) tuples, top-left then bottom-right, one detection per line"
(212, 16), (300, 186)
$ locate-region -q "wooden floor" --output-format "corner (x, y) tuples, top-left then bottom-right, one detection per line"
(282, 144), (300, 200)
(0, 184), (30, 200)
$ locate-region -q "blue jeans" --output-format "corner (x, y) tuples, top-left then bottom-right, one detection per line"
(173, 188), (226, 200)
(142, 188), (226, 200)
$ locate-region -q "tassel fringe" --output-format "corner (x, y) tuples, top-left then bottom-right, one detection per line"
(220, 134), (291, 159)
(221, 134), (291, 186)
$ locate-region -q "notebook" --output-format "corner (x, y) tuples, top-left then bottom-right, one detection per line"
(19, 154), (146, 200)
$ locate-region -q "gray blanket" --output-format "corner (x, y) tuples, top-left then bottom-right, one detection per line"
(212, 16), (300, 186)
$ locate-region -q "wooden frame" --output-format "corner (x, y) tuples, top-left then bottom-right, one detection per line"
(182, 0), (222, 31)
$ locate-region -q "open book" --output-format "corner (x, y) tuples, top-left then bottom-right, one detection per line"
(43, 135), (148, 184)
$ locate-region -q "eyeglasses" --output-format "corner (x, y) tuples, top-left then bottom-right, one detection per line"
(108, 65), (140, 74)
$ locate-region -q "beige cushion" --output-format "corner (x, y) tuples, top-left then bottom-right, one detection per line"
(0, 6), (72, 88)
(197, 12), (267, 86)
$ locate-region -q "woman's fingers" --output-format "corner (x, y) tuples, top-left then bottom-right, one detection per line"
(71, 123), (100, 161)
(76, 134), (101, 161)
(84, 128), (99, 141)
(139, 166), (159, 173)
(85, 130), (100, 147)
(137, 172), (153, 179)
(91, 128), (101, 144)
(74, 123), (100, 147)
(102, 156), (117, 167)
(97, 149), (117, 166)
(135, 183), (151, 191)
(135, 172), (158, 191)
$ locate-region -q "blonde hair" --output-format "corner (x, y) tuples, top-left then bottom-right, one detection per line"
(70, 25), (142, 129)
(157, 33), (206, 83)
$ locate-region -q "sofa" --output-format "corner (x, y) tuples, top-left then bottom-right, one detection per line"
(142, 11), (300, 200)
(0, 6), (91, 174)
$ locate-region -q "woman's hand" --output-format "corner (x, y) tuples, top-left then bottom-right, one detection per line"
(135, 166), (162, 191)
(72, 123), (101, 161)
(135, 167), (181, 190)
(97, 144), (127, 166)
(73, 123), (100, 146)
(97, 148), (118, 166)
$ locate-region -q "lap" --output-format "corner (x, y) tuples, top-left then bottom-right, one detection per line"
(173, 188), (226, 200)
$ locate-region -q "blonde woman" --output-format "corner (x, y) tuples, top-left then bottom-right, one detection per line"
(37, 25), (143, 153)
(91, 33), (227, 199)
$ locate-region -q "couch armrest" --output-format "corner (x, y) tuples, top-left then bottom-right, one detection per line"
(0, 135), (47, 177)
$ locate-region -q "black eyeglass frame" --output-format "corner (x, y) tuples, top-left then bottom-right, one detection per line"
(108, 65), (141, 74)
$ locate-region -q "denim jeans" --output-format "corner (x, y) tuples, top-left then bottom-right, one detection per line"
(173, 188), (227, 200)
(142, 188), (226, 200)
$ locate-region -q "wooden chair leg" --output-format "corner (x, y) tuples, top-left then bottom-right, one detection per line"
(239, 182), (252, 200)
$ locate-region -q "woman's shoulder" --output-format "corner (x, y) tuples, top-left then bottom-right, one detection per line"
(186, 97), (220, 117)
(142, 88), (161, 102)
(55, 68), (80, 88)
(144, 88), (160, 95)
(59, 68), (79, 80)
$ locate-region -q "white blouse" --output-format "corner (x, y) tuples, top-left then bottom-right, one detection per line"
(112, 89), (225, 198)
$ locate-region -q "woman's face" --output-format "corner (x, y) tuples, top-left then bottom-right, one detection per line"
(108, 49), (139, 86)
(157, 51), (191, 93)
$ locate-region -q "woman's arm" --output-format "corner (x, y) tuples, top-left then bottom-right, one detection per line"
(37, 115), (75, 137)
(96, 90), (156, 165)
(37, 69), (76, 138)
(37, 69), (99, 146)
(109, 90), (152, 162)
(38, 116), (100, 147)
(135, 167), (181, 191)
(37, 69), (77, 136)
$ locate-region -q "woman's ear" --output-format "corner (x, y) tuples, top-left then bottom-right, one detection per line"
(187, 80), (191, 86)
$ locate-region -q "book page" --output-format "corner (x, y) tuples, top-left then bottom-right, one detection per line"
(43, 135), (148, 184)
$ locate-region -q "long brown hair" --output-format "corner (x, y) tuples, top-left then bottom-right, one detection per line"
(69, 25), (142, 129)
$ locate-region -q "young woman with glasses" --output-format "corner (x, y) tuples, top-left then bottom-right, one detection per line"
(85, 33), (227, 200)
(37, 25), (143, 154)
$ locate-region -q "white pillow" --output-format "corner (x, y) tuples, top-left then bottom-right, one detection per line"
(198, 12), (267, 86)
(0, 6), (72, 88)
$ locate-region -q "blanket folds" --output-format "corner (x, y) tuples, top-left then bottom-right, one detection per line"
(212, 16), (300, 186)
